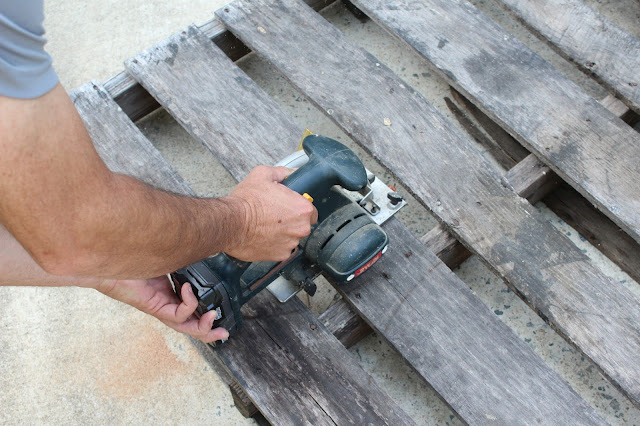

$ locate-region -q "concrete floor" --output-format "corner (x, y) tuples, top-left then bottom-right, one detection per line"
(2, 0), (640, 424)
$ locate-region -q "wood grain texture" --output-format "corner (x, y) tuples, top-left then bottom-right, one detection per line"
(229, 381), (258, 418)
(599, 94), (631, 120)
(219, 291), (414, 425)
(318, 297), (372, 348)
(340, 217), (605, 425)
(103, 0), (338, 120)
(469, 89), (640, 283)
(123, 27), (414, 425)
(444, 96), (515, 170)
(451, 86), (640, 284)
(125, 26), (302, 178)
(420, 223), (472, 268)
(448, 87), (529, 166)
(544, 182), (640, 284)
(505, 153), (558, 204)
(497, 0), (640, 114)
(71, 83), (192, 195)
(217, 0), (640, 405)
(126, 17), (603, 423)
(353, 0), (640, 246)
(327, 155), (558, 351)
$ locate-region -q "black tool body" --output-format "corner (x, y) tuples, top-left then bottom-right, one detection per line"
(171, 135), (388, 341)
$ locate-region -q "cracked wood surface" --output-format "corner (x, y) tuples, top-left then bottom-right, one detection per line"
(353, 0), (640, 246)
(129, 16), (609, 425)
(497, 0), (640, 114)
(124, 26), (413, 425)
(217, 0), (640, 406)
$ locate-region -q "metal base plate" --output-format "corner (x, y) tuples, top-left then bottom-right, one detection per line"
(266, 276), (303, 303)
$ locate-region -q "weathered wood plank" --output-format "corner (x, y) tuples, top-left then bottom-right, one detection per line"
(117, 8), (612, 420)
(420, 223), (471, 268)
(505, 153), (558, 204)
(217, 0), (640, 405)
(453, 88), (640, 284)
(497, 0), (640, 114)
(220, 291), (414, 425)
(125, 21), (604, 424)
(599, 94), (632, 122)
(447, 87), (529, 166)
(328, 155), (558, 350)
(346, 217), (607, 425)
(353, 0), (640, 246)
(71, 83), (192, 194)
(103, 0), (338, 120)
(125, 26), (301, 175)
(318, 297), (372, 348)
(545, 182), (640, 281)
(124, 26), (414, 425)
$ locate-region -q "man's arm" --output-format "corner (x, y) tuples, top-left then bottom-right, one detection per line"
(0, 84), (317, 279)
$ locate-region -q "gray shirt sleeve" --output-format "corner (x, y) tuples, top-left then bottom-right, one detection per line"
(0, 0), (59, 99)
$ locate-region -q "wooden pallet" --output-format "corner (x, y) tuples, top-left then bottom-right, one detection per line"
(71, 0), (640, 423)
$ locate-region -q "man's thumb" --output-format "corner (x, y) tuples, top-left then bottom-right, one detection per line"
(270, 166), (296, 183)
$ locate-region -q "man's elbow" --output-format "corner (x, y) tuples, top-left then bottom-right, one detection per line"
(32, 243), (98, 277)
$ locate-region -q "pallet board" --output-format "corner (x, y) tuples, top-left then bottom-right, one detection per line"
(124, 24), (605, 424)
(447, 89), (640, 285)
(326, 152), (560, 348)
(217, 0), (640, 405)
(215, 291), (415, 425)
(125, 26), (301, 175)
(351, 0), (640, 247)
(102, 0), (337, 121)
(71, 84), (191, 194)
(497, 0), (640, 114)
(71, 82), (412, 425)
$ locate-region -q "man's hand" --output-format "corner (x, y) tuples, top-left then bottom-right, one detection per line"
(225, 166), (318, 262)
(96, 276), (229, 344)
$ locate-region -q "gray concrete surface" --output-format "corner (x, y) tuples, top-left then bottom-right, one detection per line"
(2, 0), (640, 424)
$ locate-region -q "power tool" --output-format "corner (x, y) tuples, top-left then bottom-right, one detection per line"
(170, 135), (405, 342)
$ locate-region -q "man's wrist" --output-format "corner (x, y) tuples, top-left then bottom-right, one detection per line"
(213, 195), (253, 255)
(91, 278), (117, 293)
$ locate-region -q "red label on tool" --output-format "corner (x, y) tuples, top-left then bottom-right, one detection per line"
(354, 250), (383, 278)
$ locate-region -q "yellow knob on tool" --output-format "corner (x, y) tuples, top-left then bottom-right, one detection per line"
(302, 193), (314, 203)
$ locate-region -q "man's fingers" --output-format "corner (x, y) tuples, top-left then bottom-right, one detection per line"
(309, 204), (319, 225)
(163, 309), (229, 343)
(172, 283), (198, 323)
(200, 327), (229, 344)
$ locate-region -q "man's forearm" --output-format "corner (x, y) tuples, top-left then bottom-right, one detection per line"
(60, 172), (250, 278)
(0, 84), (248, 278)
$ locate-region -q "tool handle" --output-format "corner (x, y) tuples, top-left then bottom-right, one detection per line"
(282, 135), (368, 198)
(225, 135), (367, 274)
